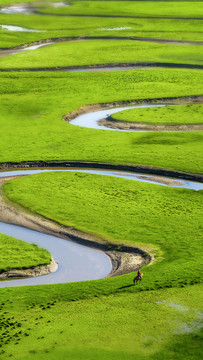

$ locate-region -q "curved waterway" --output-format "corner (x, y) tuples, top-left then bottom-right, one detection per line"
(0, 24), (202, 287)
(0, 43), (53, 58)
(0, 222), (112, 288)
(69, 103), (203, 132)
(1, 168), (203, 190)
(0, 166), (202, 288)
(70, 104), (167, 131)
(1, 35), (202, 61)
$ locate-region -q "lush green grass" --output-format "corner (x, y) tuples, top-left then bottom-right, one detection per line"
(1, 167), (203, 358)
(3, 172), (203, 286)
(0, 69), (203, 173)
(0, 284), (202, 360)
(0, 14), (202, 50)
(0, 2), (202, 359)
(0, 39), (203, 69)
(37, 1), (203, 18)
(111, 104), (203, 124)
(0, 233), (51, 273)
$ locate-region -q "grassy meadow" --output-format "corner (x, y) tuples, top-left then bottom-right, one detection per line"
(37, 1), (203, 18)
(0, 284), (202, 360)
(0, 69), (203, 173)
(111, 104), (203, 124)
(3, 171), (203, 288)
(0, 233), (51, 273)
(0, 39), (203, 69)
(0, 14), (202, 49)
(0, 0), (202, 359)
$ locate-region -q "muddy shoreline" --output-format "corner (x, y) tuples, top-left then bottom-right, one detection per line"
(0, 257), (58, 280)
(0, 161), (203, 183)
(65, 95), (203, 118)
(65, 94), (203, 132)
(100, 116), (203, 131)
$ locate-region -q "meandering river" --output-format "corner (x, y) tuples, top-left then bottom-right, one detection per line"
(0, 12), (202, 287)
(0, 163), (202, 288)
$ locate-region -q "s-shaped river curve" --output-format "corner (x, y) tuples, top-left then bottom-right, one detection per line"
(0, 154), (203, 288)
(68, 102), (203, 132)
(0, 57), (202, 287)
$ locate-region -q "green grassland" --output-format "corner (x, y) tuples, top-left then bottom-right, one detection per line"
(0, 284), (202, 360)
(0, 233), (51, 273)
(37, 1), (203, 18)
(0, 69), (203, 173)
(1, 171), (203, 359)
(1, 39), (203, 69)
(110, 104), (203, 124)
(0, 1), (202, 359)
(3, 172), (203, 287)
(0, 14), (202, 50)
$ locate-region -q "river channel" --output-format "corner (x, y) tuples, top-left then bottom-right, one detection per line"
(0, 165), (202, 288)
(0, 11), (202, 288)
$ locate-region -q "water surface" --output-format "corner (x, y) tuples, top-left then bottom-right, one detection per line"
(0, 222), (112, 288)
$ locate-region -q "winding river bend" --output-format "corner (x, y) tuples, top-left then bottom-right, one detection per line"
(0, 71), (202, 287)
(0, 11), (202, 287)
(0, 157), (203, 288)
(0, 99), (203, 287)
(70, 104), (166, 131)
(0, 221), (112, 288)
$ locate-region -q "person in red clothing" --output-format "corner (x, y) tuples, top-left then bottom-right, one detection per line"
(133, 269), (143, 284)
(137, 269), (142, 279)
